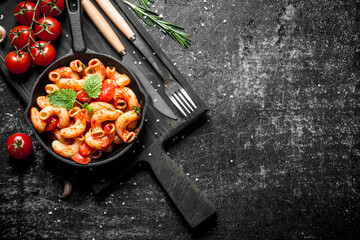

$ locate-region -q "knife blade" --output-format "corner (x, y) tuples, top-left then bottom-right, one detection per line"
(122, 54), (179, 120)
(81, 0), (177, 120)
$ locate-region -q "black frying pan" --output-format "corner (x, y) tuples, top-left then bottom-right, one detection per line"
(24, 0), (148, 167)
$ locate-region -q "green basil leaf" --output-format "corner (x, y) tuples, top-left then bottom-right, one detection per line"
(48, 89), (77, 110)
(82, 74), (102, 99)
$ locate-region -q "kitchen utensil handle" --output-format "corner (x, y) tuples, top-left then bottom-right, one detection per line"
(65, 0), (87, 53)
(95, 0), (135, 40)
(96, 0), (176, 82)
(81, 0), (126, 55)
(148, 145), (216, 228)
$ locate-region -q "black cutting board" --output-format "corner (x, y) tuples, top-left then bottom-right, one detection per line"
(0, 0), (215, 228)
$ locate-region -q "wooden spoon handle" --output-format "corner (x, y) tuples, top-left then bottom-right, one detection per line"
(95, 0), (135, 40)
(81, 0), (126, 54)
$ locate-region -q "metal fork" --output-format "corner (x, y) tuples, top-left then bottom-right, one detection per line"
(164, 77), (197, 117)
(131, 39), (198, 117)
(138, 48), (197, 117)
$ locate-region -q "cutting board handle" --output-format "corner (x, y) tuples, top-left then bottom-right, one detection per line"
(65, 0), (87, 53)
(148, 144), (216, 228)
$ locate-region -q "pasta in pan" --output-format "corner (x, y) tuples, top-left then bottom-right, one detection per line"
(30, 58), (142, 165)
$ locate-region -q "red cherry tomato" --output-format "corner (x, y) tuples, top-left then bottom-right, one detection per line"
(44, 116), (59, 132)
(71, 153), (91, 165)
(79, 143), (93, 156)
(9, 26), (36, 50)
(14, 1), (40, 26)
(98, 82), (116, 102)
(7, 133), (33, 159)
(5, 51), (31, 74)
(29, 41), (56, 66)
(76, 89), (89, 102)
(35, 16), (61, 41)
(39, 0), (65, 17)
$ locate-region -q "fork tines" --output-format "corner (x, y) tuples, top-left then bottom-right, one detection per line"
(169, 88), (197, 117)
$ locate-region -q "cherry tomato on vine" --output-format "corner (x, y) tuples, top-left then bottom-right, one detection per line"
(5, 51), (31, 74)
(29, 40), (56, 66)
(6, 133), (33, 160)
(97, 82), (116, 102)
(35, 16), (61, 41)
(71, 153), (91, 165)
(44, 116), (59, 132)
(14, 1), (40, 26)
(39, 0), (65, 17)
(9, 25), (36, 50)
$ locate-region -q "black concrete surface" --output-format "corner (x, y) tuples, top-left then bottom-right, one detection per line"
(1, 0), (360, 239)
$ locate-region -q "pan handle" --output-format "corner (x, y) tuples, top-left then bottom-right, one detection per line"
(65, 0), (87, 53)
(148, 144), (216, 228)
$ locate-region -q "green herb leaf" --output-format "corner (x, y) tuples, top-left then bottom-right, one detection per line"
(48, 89), (77, 110)
(138, 0), (154, 9)
(86, 105), (93, 115)
(82, 75), (102, 99)
(133, 106), (141, 116)
(124, 1), (191, 50)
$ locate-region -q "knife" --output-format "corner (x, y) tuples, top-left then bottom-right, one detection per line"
(94, 0), (184, 111)
(81, 0), (178, 120)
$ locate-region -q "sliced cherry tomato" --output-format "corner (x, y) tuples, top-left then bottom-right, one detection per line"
(35, 16), (61, 41)
(44, 116), (59, 131)
(39, 0), (65, 17)
(29, 41), (56, 66)
(79, 143), (93, 156)
(76, 89), (89, 102)
(5, 51), (31, 74)
(98, 82), (116, 102)
(14, 1), (40, 26)
(7, 133), (33, 159)
(71, 153), (91, 165)
(9, 26), (36, 50)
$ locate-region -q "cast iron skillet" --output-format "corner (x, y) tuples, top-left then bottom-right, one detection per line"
(24, 0), (148, 167)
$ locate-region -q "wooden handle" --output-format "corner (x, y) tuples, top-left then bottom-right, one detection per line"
(81, 0), (125, 54)
(95, 0), (135, 40)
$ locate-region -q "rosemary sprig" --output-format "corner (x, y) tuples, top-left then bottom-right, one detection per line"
(138, 0), (154, 9)
(124, 1), (191, 50)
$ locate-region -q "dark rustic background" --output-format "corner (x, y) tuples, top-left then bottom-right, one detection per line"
(1, 0), (360, 239)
